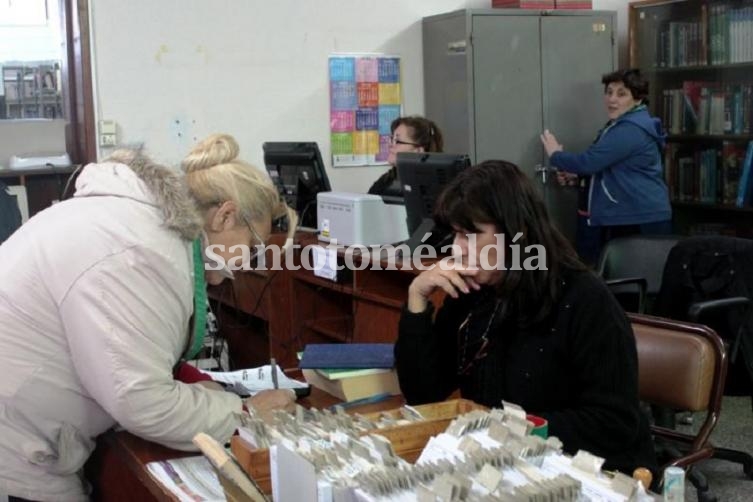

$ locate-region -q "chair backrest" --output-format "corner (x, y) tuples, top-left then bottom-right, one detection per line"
(598, 235), (682, 297)
(630, 313), (727, 448)
(6, 185), (29, 223)
(0, 182), (23, 244)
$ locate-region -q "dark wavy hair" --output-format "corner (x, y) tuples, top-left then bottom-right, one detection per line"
(391, 116), (444, 152)
(434, 160), (585, 326)
(602, 68), (649, 105)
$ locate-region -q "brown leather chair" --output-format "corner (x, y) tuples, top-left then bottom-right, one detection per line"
(630, 313), (727, 501)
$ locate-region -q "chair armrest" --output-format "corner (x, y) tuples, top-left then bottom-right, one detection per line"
(688, 297), (751, 361)
(605, 277), (648, 313)
(687, 297), (751, 323)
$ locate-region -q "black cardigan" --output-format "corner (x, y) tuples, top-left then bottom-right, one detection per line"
(367, 167), (402, 197)
(395, 268), (657, 475)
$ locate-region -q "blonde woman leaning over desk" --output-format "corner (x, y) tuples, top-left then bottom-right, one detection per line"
(0, 134), (296, 501)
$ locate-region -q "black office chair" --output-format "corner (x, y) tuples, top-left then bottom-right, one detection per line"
(596, 235), (683, 314)
(655, 236), (753, 399)
(652, 236), (753, 489)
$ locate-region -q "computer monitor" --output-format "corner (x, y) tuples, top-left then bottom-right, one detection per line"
(263, 142), (332, 229)
(396, 152), (470, 252)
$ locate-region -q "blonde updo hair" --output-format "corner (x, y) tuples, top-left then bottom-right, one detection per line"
(182, 133), (297, 241)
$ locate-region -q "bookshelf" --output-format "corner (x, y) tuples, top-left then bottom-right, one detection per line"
(1, 61), (63, 119)
(629, 0), (753, 237)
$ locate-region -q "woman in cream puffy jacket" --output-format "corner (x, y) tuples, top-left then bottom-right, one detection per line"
(0, 134), (296, 501)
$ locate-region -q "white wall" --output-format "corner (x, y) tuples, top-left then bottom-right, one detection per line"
(89, 0), (628, 193)
(594, 0), (629, 66)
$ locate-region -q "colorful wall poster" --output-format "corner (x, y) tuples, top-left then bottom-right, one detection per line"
(329, 54), (402, 167)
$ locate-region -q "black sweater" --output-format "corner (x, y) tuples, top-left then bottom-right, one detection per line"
(367, 167), (402, 197)
(395, 269), (657, 475)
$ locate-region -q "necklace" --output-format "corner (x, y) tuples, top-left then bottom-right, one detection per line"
(457, 300), (502, 375)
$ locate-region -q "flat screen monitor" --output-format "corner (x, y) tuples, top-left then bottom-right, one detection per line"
(396, 152), (470, 251)
(263, 142), (332, 229)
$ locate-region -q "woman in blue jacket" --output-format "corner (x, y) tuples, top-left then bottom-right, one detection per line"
(541, 69), (671, 263)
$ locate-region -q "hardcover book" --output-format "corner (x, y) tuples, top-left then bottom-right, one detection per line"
(298, 343), (395, 369)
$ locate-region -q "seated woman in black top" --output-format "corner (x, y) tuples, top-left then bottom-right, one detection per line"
(368, 116), (444, 196)
(395, 160), (657, 476)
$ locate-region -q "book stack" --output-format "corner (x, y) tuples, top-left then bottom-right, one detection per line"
(302, 367), (401, 402)
(554, 0), (592, 9)
(299, 343), (401, 401)
(492, 0), (555, 9)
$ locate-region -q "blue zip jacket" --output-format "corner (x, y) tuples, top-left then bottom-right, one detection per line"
(550, 106), (671, 226)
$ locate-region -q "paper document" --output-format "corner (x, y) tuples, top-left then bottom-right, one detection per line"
(146, 456), (224, 502)
(202, 365), (309, 396)
(312, 245), (338, 281)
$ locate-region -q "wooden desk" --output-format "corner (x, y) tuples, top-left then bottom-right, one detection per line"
(209, 232), (443, 369)
(86, 387), (403, 501)
(91, 236), (433, 499)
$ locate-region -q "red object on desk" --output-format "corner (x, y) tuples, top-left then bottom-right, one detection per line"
(173, 362), (213, 384)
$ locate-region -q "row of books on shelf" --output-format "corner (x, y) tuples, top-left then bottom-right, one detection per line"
(656, 19), (707, 68)
(664, 140), (753, 207)
(661, 81), (752, 135)
(708, 3), (753, 65)
(655, 4), (753, 67)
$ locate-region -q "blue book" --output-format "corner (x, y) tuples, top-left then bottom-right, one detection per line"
(736, 141), (753, 208)
(299, 343), (394, 369)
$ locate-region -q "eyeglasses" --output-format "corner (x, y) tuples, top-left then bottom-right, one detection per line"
(457, 301), (501, 375)
(390, 136), (421, 147)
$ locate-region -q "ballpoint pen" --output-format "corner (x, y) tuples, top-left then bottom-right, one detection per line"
(270, 358), (279, 389)
(328, 392), (394, 411)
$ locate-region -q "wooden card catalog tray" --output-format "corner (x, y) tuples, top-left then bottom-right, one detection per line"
(230, 398), (487, 494)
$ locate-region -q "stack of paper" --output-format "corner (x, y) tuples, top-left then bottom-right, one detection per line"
(201, 364), (310, 396)
(146, 456), (225, 502)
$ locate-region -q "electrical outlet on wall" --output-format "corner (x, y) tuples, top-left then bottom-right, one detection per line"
(99, 120), (118, 147)
(100, 134), (117, 146)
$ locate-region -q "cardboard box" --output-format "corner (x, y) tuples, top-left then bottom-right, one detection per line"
(492, 0), (555, 9)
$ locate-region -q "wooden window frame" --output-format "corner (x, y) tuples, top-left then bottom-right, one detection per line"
(60, 0), (95, 164)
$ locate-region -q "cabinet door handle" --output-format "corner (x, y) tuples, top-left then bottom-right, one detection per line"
(534, 165), (557, 184)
